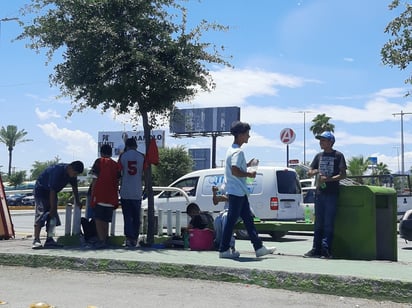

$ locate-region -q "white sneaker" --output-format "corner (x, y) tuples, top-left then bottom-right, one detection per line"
(256, 245), (276, 257)
(32, 239), (42, 249)
(219, 249), (240, 259)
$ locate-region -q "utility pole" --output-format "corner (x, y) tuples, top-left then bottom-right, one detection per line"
(295, 111), (313, 165)
(393, 110), (412, 175)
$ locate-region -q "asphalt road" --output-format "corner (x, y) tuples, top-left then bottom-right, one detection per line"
(0, 265), (409, 308)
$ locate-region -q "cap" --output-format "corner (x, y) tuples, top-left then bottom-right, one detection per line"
(125, 137), (137, 148)
(315, 131), (335, 143)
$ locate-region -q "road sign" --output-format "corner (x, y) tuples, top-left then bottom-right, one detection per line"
(280, 128), (296, 144)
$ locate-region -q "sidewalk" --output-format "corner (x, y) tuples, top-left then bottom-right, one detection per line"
(1, 231), (411, 303)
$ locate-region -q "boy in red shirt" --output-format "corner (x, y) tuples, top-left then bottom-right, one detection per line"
(90, 144), (121, 249)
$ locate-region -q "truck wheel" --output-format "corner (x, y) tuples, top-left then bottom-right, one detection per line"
(269, 231), (287, 240)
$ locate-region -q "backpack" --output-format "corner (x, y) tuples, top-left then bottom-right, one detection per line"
(81, 217), (97, 242)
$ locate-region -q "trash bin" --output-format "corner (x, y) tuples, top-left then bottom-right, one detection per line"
(332, 185), (397, 261)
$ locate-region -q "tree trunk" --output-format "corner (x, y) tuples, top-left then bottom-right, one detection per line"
(142, 112), (155, 245)
(8, 147), (12, 176)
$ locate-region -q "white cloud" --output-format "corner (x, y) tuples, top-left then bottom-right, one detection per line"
(37, 122), (97, 165)
(374, 88), (407, 98)
(185, 67), (316, 108)
(35, 107), (61, 121)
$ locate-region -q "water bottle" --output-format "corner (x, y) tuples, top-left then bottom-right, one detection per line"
(304, 205), (312, 223)
(183, 231), (189, 249)
(48, 217), (56, 237)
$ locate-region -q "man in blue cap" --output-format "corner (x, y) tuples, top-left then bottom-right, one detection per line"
(304, 131), (347, 259)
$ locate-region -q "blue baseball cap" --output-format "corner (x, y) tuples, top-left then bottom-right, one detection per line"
(316, 131), (335, 143)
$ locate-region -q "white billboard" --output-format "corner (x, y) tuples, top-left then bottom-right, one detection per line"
(98, 130), (165, 157)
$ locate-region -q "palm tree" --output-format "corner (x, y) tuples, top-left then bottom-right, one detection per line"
(309, 114), (335, 136)
(347, 156), (369, 184)
(373, 162), (391, 176)
(0, 125), (33, 176)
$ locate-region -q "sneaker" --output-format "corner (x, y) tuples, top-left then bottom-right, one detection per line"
(93, 240), (107, 249)
(256, 245), (276, 257)
(125, 239), (137, 248)
(32, 239), (42, 249)
(303, 248), (321, 258)
(321, 248), (332, 259)
(43, 237), (63, 248)
(219, 249), (240, 259)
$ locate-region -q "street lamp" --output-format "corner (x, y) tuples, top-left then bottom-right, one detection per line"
(295, 111), (313, 165)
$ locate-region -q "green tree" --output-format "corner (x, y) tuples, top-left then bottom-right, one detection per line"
(0, 125), (33, 176)
(347, 156), (369, 183)
(309, 114), (335, 136)
(30, 157), (60, 180)
(7, 171), (27, 188)
(381, 0), (412, 94)
(373, 162), (391, 176)
(152, 146), (193, 186)
(18, 0), (231, 244)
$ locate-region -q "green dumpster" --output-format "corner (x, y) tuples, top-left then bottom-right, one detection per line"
(332, 185), (397, 261)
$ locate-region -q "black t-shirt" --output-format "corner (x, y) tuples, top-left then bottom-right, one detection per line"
(190, 212), (214, 230)
(310, 150), (347, 195)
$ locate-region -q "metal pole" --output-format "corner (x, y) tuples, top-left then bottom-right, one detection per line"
(295, 111), (312, 165)
(393, 110), (412, 175)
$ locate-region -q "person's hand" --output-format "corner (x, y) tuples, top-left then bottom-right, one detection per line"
(247, 158), (259, 167)
(248, 170), (257, 178)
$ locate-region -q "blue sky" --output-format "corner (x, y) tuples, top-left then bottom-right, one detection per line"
(1, 0), (412, 176)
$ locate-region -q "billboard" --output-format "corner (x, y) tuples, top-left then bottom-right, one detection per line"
(170, 107), (240, 135)
(189, 148), (211, 171)
(98, 130), (165, 157)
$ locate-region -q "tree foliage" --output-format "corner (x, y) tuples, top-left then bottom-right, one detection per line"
(381, 0), (412, 93)
(7, 171), (27, 188)
(30, 157), (61, 180)
(152, 146), (193, 186)
(347, 155), (370, 184)
(0, 125), (33, 176)
(309, 114), (335, 136)
(18, 0), (231, 244)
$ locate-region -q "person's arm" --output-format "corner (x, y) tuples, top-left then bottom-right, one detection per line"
(307, 168), (318, 177)
(49, 190), (58, 217)
(212, 186), (228, 205)
(324, 168), (347, 183)
(231, 166), (256, 178)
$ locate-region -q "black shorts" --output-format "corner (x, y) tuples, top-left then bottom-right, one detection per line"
(94, 204), (114, 223)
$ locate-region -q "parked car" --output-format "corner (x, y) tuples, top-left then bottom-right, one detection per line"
(22, 195), (35, 206)
(6, 194), (26, 206)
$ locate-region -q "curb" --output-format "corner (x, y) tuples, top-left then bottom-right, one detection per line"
(0, 252), (411, 303)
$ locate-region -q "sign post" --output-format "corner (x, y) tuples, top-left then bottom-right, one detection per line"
(280, 128), (296, 167)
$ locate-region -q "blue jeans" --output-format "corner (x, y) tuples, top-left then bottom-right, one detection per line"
(313, 193), (338, 252)
(219, 194), (262, 252)
(121, 199), (141, 241)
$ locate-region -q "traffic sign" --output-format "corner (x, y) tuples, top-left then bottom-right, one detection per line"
(280, 128), (296, 144)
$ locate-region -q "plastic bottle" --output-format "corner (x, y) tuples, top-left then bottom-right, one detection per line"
(183, 232), (189, 249)
(304, 205), (312, 223)
(48, 217), (56, 237)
